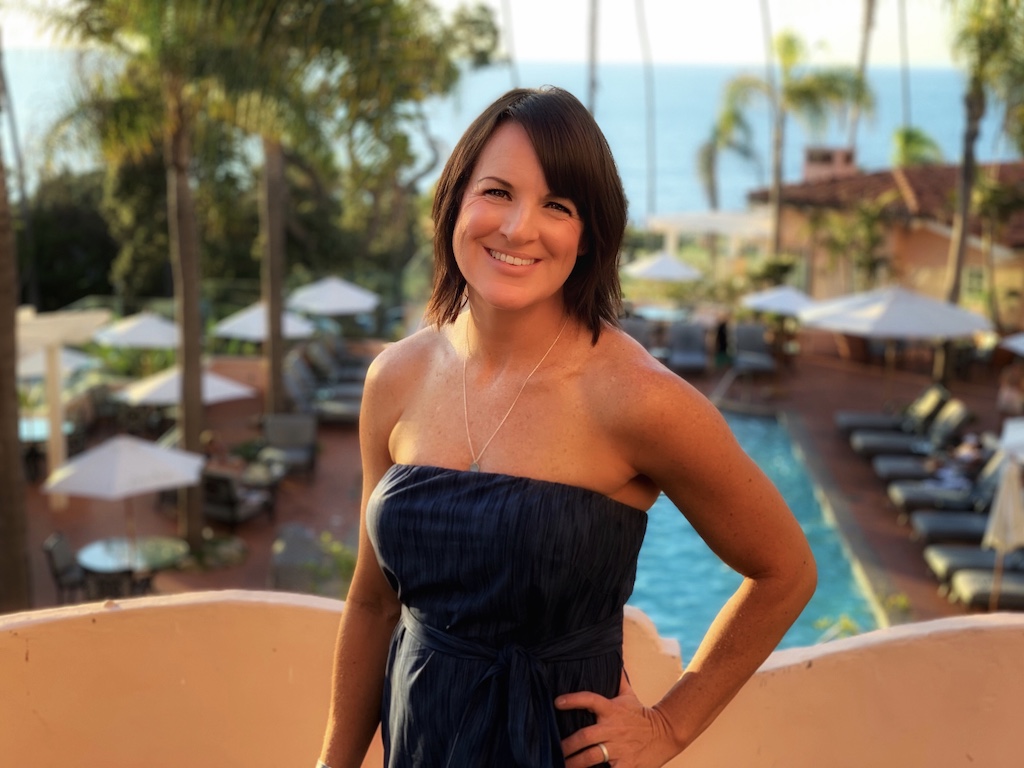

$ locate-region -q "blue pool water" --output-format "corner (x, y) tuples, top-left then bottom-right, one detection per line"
(628, 413), (877, 655)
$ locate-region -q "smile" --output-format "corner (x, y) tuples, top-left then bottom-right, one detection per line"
(488, 249), (536, 267)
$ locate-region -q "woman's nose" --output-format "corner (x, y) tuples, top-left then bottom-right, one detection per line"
(499, 203), (538, 243)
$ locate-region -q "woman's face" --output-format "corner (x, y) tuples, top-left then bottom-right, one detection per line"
(452, 122), (584, 315)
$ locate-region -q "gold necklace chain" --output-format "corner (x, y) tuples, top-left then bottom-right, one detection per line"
(462, 316), (569, 472)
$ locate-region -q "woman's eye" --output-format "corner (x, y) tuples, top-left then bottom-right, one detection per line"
(484, 188), (510, 199)
(547, 201), (573, 215)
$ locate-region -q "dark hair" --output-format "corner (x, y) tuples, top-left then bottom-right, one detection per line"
(425, 86), (627, 343)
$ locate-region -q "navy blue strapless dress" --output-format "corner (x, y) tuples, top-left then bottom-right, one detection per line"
(366, 464), (648, 768)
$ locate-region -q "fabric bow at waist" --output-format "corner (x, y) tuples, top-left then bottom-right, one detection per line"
(401, 606), (623, 768)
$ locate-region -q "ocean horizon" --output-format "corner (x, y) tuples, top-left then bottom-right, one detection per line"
(3, 49), (1020, 224)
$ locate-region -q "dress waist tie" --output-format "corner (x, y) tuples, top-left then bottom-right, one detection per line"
(400, 606), (623, 768)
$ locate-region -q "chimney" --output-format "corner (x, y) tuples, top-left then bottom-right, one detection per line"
(803, 146), (857, 183)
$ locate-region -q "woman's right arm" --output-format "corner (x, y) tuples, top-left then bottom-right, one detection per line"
(318, 353), (404, 768)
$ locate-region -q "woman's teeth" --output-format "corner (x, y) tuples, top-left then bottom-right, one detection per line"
(489, 250), (536, 267)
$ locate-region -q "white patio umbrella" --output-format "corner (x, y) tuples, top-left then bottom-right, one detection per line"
(93, 312), (179, 349)
(212, 301), (316, 342)
(288, 276), (380, 316)
(43, 435), (205, 551)
(622, 252), (702, 283)
(116, 366), (256, 406)
(741, 285), (815, 317)
(17, 347), (101, 381)
(998, 332), (1024, 358)
(985, 418), (1024, 610)
(797, 286), (991, 340)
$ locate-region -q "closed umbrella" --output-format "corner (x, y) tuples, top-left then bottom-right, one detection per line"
(985, 418), (1024, 610)
(212, 301), (316, 342)
(117, 366), (256, 406)
(93, 312), (179, 349)
(622, 252), (702, 283)
(288, 276), (380, 316)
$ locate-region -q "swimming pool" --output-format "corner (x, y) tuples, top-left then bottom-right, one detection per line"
(628, 413), (877, 655)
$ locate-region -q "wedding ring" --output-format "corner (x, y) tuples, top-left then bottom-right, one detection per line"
(597, 742), (610, 763)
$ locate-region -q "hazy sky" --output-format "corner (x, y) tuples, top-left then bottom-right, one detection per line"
(441, 0), (958, 67)
(3, 0), (958, 67)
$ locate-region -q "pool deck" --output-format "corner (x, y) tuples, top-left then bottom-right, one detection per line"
(23, 332), (1006, 627)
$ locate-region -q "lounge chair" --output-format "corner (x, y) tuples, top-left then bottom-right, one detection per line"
(887, 450), (1004, 513)
(834, 383), (949, 435)
(283, 348), (362, 424)
(731, 322), (776, 374)
(947, 569), (1024, 610)
(665, 322), (711, 375)
(872, 437), (995, 483)
(923, 543), (1024, 586)
(848, 398), (972, 459)
(257, 412), (318, 477)
(909, 510), (990, 545)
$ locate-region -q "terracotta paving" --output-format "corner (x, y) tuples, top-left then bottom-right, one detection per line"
(22, 333), (1009, 628)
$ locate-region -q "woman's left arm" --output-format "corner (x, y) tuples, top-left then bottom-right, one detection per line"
(559, 369), (817, 767)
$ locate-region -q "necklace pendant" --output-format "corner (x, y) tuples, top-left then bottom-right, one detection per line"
(469, 462), (480, 473)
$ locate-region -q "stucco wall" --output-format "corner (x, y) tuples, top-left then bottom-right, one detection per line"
(2, 591), (1022, 767)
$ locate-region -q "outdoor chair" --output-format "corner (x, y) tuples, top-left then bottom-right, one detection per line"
(201, 468), (275, 531)
(305, 338), (370, 385)
(731, 322), (776, 374)
(42, 531), (86, 604)
(848, 398), (972, 459)
(871, 433), (996, 483)
(909, 510), (990, 545)
(947, 569), (1024, 610)
(283, 350), (362, 425)
(665, 322), (711, 376)
(257, 412), (318, 477)
(922, 543), (1024, 588)
(833, 383), (950, 435)
(887, 450), (1004, 514)
(620, 316), (654, 350)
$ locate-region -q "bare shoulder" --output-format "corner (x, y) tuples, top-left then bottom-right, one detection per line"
(584, 325), (735, 476)
(366, 326), (446, 393)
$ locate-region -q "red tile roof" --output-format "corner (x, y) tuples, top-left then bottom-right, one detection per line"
(748, 162), (1024, 248)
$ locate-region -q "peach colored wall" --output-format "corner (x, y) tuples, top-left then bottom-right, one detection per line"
(2, 592), (1023, 768)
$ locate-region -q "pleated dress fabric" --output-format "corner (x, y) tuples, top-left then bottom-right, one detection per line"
(366, 463), (648, 768)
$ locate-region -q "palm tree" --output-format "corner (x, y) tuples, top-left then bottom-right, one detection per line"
(944, 0), (1024, 304)
(46, 1), (246, 550)
(972, 172), (1024, 331)
(847, 0), (877, 152)
(696, 100), (758, 272)
(726, 30), (872, 260)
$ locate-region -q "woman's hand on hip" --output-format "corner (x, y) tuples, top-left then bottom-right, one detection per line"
(556, 671), (680, 768)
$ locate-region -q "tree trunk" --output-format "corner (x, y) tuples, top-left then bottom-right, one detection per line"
(847, 0), (876, 150)
(944, 80), (985, 304)
(0, 135), (31, 612)
(769, 109), (785, 260)
(261, 137), (287, 416)
(983, 219), (1002, 333)
(165, 81), (205, 551)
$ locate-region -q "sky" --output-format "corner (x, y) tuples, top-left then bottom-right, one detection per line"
(3, 0), (958, 67)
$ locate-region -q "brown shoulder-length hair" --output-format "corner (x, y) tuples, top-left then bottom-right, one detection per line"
(424, 86), (627, 344)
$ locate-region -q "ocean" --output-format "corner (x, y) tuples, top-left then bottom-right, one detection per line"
(3, 50), (1020, 222)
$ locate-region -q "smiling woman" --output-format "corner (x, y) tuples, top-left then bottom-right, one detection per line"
(317, 86), (815, 768)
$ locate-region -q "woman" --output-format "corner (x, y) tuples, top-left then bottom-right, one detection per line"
(318, 87), (816, 768)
